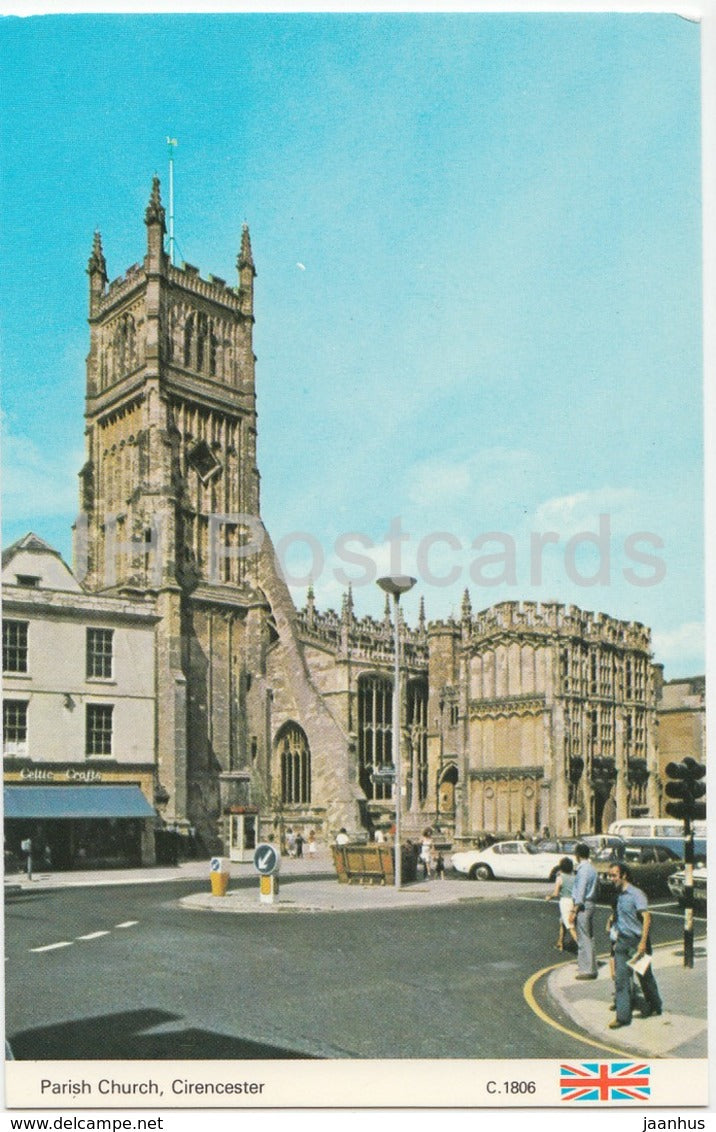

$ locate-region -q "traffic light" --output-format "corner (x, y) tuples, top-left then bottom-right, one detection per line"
(664, 757), (706, 821)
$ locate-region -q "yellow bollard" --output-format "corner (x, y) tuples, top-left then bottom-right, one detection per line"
(209, 856), (230, 896)
(210, 872), (229, 897)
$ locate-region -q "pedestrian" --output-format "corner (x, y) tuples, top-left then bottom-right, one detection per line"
(308, 829), (317, 857)
(374, 827), (385, 844)
(419, 829), (434, 879)
(572, 843), (599, 979)
(607, 861), (663, 1029)
(286, 828), (296, 857)
(545, 856), (578, 951)
(295, 831), (304, 858)
(21, 837), (32, 881)
(435, 851), (445, 880)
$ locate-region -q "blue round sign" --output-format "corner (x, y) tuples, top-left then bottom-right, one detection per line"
(253, 842), (281, 876)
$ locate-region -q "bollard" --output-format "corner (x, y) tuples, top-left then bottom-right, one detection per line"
(209, 856), (230, 896)
(259, 874), (279, 904)
(253, 842), (281, 904)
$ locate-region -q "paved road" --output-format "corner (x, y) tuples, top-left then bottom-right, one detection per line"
(5, 879), (696, 1061)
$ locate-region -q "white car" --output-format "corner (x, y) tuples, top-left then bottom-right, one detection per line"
(451, 840), (570, 881)
(667, 863), (707, 908)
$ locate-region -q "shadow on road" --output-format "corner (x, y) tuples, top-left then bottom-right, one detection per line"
(9, 1008), (319, 1060)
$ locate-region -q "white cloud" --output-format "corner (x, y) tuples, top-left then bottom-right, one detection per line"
(407, 447), (534, 510)
(651, 621), (705, 666)
(532, 487), (640, 541)
(1, 421), (82, 521)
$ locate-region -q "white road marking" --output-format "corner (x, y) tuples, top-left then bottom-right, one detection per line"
(115, 921), (138, 928)
(76, 931), (111, 940)
(30, 942), (73, 953)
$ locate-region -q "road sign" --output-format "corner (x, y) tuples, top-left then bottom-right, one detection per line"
(253, 842), (281, 876)
(209, 856), (223, 872)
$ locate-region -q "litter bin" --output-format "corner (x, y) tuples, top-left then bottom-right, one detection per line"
(209, 856), (230, 896)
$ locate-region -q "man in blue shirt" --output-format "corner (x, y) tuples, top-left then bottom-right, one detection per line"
(572, 843), (598, 978)
(608, 861), (663, 1029)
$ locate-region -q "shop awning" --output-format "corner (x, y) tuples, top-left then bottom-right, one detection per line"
(3, 785), (156, 820)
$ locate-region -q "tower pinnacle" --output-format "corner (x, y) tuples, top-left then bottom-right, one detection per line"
(145, 175), (166, 229)
(87, 231), (107, 281)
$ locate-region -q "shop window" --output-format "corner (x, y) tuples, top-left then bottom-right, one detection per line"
(87, 627), (114, 679)
(3, 700), (27, 756)
(3, 620), (28, 673)
(86, 703), (113, 756)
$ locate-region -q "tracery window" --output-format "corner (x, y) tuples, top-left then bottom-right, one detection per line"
(408, 679), (428, 804)
(278, 723), (311, 804)
(358, 674), (393, 801)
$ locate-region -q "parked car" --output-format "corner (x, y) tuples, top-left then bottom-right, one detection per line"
(535, 834), (625, 856)
(667, 863), (707, 908)
(451, 840), (569, 881)
(593, 843), (682, 900)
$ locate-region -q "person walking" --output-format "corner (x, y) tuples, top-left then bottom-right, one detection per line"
(572, 843), (598, 979)
(419, 829), (434, 880)
(607, 861), (663, 1029)
(307, 829), (317, 857)
(295, 831), (304, 858)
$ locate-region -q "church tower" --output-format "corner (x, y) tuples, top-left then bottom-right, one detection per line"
(78, 178), (268, 841)
(80, 177), (260, 594)
(77, 178), (361, 850)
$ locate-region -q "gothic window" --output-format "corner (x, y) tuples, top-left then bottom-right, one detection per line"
(209, 330), (219, 377)
(184, 314), (194, 367)
(408, 679), (428, 804)
(278, 723), (311, 804)
(358, 674), (393, 801)
(196, 313), (208, 371)
(113, 314), (136, 377)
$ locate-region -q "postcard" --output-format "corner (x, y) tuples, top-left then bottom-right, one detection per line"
(0, 1), (710, 1127)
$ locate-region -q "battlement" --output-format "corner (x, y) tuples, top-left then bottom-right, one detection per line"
(168, 262), (243, 311)
(431, 599), (652, 653)
(98, 263), (145, 312)
(296, 598), (428, 668)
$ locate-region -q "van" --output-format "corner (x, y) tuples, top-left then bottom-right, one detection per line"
(608, 818), (706, 860)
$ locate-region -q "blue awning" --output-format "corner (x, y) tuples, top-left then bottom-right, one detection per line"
(4, 785), (156, 820)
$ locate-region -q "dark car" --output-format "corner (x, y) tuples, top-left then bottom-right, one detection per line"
(593, 843), (682, 900)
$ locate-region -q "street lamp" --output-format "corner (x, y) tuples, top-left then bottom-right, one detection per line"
(377, 574), (417, 888)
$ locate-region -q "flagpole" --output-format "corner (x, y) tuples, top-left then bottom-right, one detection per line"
(167, 137), (177, 265)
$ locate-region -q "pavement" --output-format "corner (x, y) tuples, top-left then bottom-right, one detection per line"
(5, 851), (707, 1059)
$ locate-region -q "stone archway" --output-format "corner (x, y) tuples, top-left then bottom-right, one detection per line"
(437, 763), (458, 819)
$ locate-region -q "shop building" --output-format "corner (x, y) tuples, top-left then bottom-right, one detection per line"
(2, 534), (159, 868)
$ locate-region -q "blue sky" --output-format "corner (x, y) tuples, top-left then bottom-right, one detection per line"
(0, 12), (704, 677)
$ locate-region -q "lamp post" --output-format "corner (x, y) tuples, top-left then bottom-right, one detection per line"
(377, 574), (416, 888)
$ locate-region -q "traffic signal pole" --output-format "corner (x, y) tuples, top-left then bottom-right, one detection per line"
(664, 757), (705, 970)
(683, 816), (694, 969)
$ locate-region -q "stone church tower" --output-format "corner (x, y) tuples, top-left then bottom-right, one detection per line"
(76, 178), (361, 849)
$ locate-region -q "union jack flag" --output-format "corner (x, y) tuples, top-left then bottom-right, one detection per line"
(560, 1061), (651, 1102)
